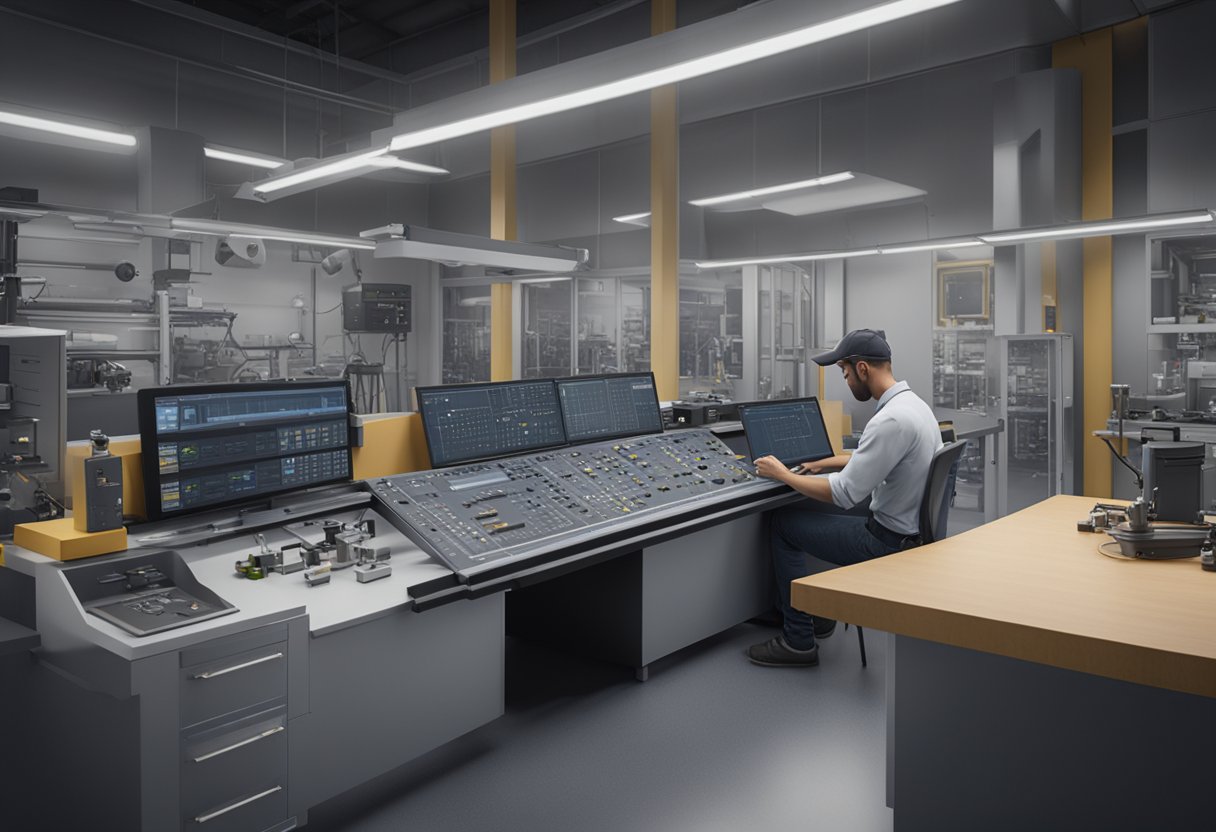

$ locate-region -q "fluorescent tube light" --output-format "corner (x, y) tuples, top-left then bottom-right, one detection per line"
(363, 224), (588, 271)
(366, 156), (449, 175)
(252, 148), (392, 195)
(389, 0), (962, 152)
(612, 212), (651, 225)
(979, 211), (1216, 244)
(171, 218), (375, 250)
(878, 239), (986, 255)
(0, 109), (136, 147)
(689, 172), (855, 207)
(204, 146), (285, 169)
(695, 249), (879, 269)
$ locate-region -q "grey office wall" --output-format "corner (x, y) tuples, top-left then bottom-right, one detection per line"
(837, 252), (935, 430)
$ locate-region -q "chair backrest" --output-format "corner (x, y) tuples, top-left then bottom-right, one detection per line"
(918, 439), (970, 545)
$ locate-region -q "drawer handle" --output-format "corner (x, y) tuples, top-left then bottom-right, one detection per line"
(194, 785), (281, 824)
(191, 652), (283, 680)
(192, 726), (285, 763)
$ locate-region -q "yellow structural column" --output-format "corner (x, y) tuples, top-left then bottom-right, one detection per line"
(489, 0), (517, 381)
(1053, 29), (1113, 497)
(650, 0), (679, 401)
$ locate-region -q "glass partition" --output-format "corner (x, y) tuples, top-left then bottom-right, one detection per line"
(755, 265), (811, 400)
(441, 284), (491, 384)
(620, 278), (650, 373)
(1144, 233), (1216, 415)
(678, 270), (742, 398)
(999, 334), (1073, 513)
(520, 279), (574, 378)
(576, 278), (617, 374)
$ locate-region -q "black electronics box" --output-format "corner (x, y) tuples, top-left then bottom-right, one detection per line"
(343, 283), (412, 333)
(670, 401), (739, 427)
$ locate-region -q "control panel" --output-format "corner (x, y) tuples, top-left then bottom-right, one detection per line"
(343, 282), (412, 333)
(369, 428), (775, 578)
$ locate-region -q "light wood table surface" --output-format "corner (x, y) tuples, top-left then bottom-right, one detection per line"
(792, 494), (1216, 698)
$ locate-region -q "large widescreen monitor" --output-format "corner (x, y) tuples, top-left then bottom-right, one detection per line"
(737, 397), (835, 467)
(556, 373), (664, 444)
(138, 379), (353, 521)
(415, 379), (568, 468)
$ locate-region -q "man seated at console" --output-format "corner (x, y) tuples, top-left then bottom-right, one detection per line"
(748, 329), (942, 667)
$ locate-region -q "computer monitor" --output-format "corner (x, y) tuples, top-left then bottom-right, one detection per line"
(138, 379), (353, 521)
(415, 379), (568, 468)
(556, 372), (664, 444)
(737, 397), (835, 467)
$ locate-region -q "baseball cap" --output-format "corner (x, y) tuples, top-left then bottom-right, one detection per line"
(811, 329), (891, 366)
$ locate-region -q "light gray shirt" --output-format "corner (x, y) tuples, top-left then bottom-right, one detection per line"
(827, 381), (943, 536)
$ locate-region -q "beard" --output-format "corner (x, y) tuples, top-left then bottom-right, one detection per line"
(849, 383), (873, 402)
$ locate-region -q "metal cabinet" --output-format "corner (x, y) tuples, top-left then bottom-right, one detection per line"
(996, 334), (1075, 514)
(178, 627), (293, 830)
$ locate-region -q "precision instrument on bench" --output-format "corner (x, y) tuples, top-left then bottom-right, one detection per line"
(1085, 383), (1212, 559)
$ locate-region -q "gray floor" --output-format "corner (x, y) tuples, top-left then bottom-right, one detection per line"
(308, 622), (894, 832)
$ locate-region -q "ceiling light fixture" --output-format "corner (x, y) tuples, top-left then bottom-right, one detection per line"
(979, 210), (1216, 243)
(203, 146), (285, 169)
(689, 172), (855, 207)
(0, 108), (136, 148)
(252, 147), (392, 195)
(362, 224), (589, 272)
(878, 239), (987, 255)
(612, 212), (652, 225)
(695, 249), (879, 269)
(171, 218), (375, 250)
(388, 0), (962, 152)
(366, 156), (450, 175)
(694, 210), (1216, 268)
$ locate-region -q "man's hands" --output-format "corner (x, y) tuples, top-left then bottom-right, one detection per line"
(753, 454), (835, 503)
(753, 455), (817, 481)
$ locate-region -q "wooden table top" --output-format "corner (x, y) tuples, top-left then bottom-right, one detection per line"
(792, 495), (1216, 698)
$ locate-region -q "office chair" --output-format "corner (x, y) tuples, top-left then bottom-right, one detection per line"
(851, 439), (969, 667)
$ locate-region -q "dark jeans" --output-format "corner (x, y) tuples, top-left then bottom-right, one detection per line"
(770, 505), (899, 650)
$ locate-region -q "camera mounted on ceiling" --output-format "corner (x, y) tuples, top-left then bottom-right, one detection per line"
(215, 234), (266, 268)
(320, 248), (362, 281)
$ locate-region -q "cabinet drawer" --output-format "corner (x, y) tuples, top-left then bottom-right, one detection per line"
(183, 782), (288, 832)
(183, 708), (288, 816)
(180, 642), (287, 728)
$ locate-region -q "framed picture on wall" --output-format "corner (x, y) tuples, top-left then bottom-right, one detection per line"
(936, 261), (992, 327)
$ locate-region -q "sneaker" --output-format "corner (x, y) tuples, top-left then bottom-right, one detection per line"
(747, 636), (820, 667)
(812, 616), (837, 640)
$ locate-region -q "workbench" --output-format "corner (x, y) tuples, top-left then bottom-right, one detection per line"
(794, 495), (1216, 830)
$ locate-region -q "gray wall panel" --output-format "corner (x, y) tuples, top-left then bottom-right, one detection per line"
(1149, 2), (1216, 120)
(754, 99), (821, 186)
(840, 252), (934, 429)
(0, 136), (139, 209)
(429, 174), (491, 237)
(519, 153), (601, 243)
(0, 14), (178, 129)
(1147, 110), (1216, 213)
(596, 139), (650, 233)
(1112, 234), (1149, 393)
(680, 112), (755, 202)
(554, 2), (650, 63)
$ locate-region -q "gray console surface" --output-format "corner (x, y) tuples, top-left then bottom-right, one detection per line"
(4, 506), (452, 661)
